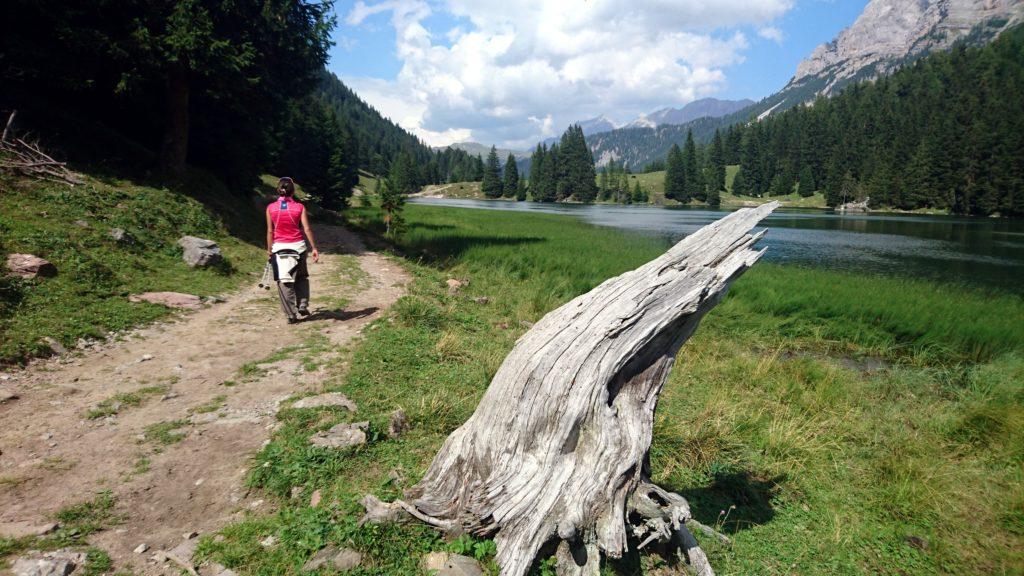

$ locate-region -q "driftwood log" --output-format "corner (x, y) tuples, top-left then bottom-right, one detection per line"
(364, 203), (779, 575)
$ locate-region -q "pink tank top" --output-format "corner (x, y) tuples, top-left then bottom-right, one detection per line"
(267, 197), (305, 243)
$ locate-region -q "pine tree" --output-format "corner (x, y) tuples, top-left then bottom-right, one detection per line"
(380, 174), (405, 237)
(706, 183), (721, 208)
(515, 178), (526, 201)
(539, 144), (559, 202)
(709, 129), (726, 192)
(798, 165), (815, 197)
(683, 130), (703, 201)
(529, 144), (547, 201)
(665, 143), (687, 202)
(632, 181), (648, 204)
(502, 153), (519, 198)
(732, 166), (747, 197)
(482, 146), (503, 198)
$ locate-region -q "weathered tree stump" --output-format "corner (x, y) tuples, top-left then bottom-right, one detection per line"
(363, 203), (778, 575)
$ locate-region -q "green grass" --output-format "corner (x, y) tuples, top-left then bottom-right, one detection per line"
(85, 384), (169, 419)
(0, 171), (265, 365)
(0, 491), (121, 571)
(204, 204), (1022, 575)
(143, 420), (189, 446)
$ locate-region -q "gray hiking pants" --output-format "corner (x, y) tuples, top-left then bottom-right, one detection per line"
(271, 250), (309, 320)
(276, 277), (309, 320)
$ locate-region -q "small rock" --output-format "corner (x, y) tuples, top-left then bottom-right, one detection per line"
(209, 562), (238, 576)
(519, 320), (534, 329)
(194, 478), (204, 486)
(134, 543), (150, 554)
(446, 278), (465, 294)
(422, 551), (484, 576)
(178, 236), (223, 268)
(471, 296), (490, 304)
(130, 291), (204, 310)
(0, 387), (18, 403)
(291, 392), (357, 411)
(109, 228), (134, 244)
(309, 421), (368, 449)
(387, 468), (406, 486)
(204, 295), (226, 304)
(498, 322), (509, 330)
(41, 337), (67, 356)
(41, 432), (53, 440)
(904, 535), (928, 550)
(161, 392), (181, 401)
(302, 546), (363, 573)
(73, 220), (89, 228)
(6, 254), (57, 279)
(183, 531), (199, 540)
(290, 486), (303, 499)
(0, 521), (59, 539)
(259, 535), (278, 548)
(138, 354), (154, 363)
(310, 489), (322, 508)
(387, 409), (409, 439)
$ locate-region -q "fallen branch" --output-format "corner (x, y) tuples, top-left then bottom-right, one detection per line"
(0, 136), (84, 186)
(363, 203), (778, 575)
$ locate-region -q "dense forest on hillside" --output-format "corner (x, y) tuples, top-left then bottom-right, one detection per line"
(0, 1), (482, 209)
(702, 24), (1024, 216)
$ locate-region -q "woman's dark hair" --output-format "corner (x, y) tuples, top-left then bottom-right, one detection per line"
(278, 177), (295, 197)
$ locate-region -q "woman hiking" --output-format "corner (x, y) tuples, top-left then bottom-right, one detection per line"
(266, 177), (319, 323)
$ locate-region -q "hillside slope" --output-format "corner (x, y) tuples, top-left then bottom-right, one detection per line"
(0, 171), (264, 364)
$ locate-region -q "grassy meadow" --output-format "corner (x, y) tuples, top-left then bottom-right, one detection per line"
(198, 202), (1023, 575)
(0, 172), (265, 364)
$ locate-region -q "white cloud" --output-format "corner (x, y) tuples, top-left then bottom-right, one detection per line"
(758, 26), (786, 43)
(342, 0), (794, 147)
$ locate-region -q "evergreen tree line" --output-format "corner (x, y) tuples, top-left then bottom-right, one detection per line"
(663, 130), (722, 207)
(701, 25), (1024, 215)
(527, 125), (598, 202)
(599, 161), (648, 204)
(481, 147), (525, 200)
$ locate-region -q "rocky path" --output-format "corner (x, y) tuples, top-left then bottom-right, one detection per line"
(0, 225), (408, 574)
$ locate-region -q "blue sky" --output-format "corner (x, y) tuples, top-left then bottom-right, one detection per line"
(326, 1), (870, 148)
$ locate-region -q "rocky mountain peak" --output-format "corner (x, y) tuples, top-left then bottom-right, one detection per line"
(791, 0), (1023, 94)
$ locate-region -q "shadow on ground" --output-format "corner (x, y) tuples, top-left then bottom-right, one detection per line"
(305, 306), (378, 322)
(679, 469), (783, 533)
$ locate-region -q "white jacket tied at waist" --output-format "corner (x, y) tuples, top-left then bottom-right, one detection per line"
(272, 241), (306, 284)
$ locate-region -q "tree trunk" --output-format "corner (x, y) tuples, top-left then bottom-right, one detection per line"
(159, 65), (189, 178)
(364, 202), (779, 575)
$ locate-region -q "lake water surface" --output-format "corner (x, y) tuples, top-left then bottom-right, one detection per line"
(409, 198), (1024, 293)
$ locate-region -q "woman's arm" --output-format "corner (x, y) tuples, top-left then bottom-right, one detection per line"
(301, 208), (319, 263)
(265, 208), (274, 258)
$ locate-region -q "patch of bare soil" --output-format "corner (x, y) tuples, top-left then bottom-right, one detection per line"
(0, 225), (408, 574)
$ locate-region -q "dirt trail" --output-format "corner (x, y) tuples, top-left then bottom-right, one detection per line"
(0, 225), (408, 574)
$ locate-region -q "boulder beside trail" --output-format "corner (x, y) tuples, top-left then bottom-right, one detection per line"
(129, 292), (204, 310)
(5, 254), (57, 279)
(11, 548), (86, 576)
(309, 421), (368, 449)
(177, 236), (223, 268)
(109, 228), (134, 244)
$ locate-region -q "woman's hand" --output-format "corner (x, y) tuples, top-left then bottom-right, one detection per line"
(311, 248), (319, 263)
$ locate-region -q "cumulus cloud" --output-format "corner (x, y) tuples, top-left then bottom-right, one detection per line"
(342, 0), (793, 147)
(758, 26), (786, 43)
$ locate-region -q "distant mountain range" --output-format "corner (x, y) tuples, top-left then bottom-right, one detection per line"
(583, 0), (1024, 169)
(625, 98), (755, 129)
(433, 141), (530, 162)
